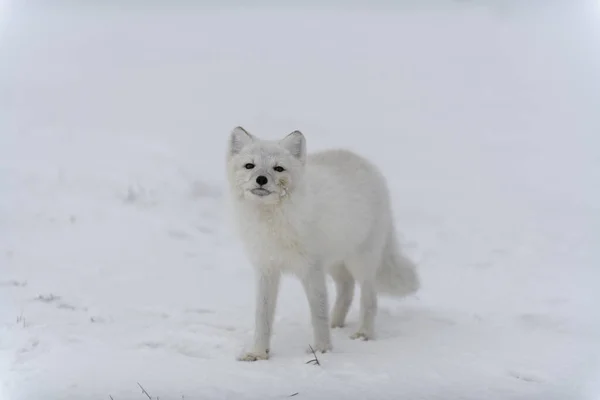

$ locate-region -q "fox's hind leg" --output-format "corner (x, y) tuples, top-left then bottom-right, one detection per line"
(350, 278), (377, 340)
(330, 263), (355, 328)
(345, 248), (383, 341)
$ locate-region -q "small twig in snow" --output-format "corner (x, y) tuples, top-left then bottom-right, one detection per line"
(289, 392), (299, 397)
(137, 382), (152, 399)
(16, 310), (27, 327)
(109, 396), (114, 400)
(305, 345), (321, 366)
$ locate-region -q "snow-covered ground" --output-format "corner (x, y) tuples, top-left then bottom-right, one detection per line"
(1, 2), (599, 399)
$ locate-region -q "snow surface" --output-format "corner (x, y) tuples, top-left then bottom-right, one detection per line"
(1, 2), (600, 399)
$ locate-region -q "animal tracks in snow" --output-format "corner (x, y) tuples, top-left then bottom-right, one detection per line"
(135, 312), (233, 359)
(516, 313), (572, 335)
(508, 370), (545, 384)
(34, 294), (62, 303)
(33, 294), (82, 312)
(137, 338), (212, 359)
(184, 308), (215, 315)
(0, 280), (27, 288)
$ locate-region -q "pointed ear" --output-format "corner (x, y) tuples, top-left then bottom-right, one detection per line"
(280, 130), (306, 163)
(228, 126), (254, 157)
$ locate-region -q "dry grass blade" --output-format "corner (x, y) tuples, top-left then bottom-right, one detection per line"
(137, 382), (152, 399)
(305, 345), (321, 366)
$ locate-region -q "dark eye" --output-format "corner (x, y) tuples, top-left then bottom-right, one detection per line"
(273, 166), (285, 172)
(244, 163), (255, 169)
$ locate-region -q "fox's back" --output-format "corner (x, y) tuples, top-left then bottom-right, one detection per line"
(303, 149), (393, 261)
(307, 149), (391, 206)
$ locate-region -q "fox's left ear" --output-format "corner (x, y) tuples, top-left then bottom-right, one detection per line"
(280, 131), (306, 164)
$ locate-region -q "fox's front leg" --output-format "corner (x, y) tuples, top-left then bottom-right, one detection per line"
(300, 264), (333, 353)
(238, 270), (280, 361)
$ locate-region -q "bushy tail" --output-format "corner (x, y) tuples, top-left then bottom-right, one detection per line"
(376, 228), (420, 297)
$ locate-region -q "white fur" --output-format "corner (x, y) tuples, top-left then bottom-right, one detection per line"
(226, 126), (419, 361)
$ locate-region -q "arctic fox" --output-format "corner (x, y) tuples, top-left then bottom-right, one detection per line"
(226, 126), (419, 361)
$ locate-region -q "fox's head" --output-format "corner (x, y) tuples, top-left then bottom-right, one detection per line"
(226, 126), (306, 205)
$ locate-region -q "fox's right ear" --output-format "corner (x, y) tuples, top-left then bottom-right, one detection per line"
(228, 126), (254, 157)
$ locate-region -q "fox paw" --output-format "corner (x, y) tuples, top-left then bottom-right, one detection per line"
(330, 321), (345, 328)
(237, 349), (269, 361)
(350, 331), (373, 341)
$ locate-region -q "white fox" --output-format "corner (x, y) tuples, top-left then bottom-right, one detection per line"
(226, 127), (419, 361)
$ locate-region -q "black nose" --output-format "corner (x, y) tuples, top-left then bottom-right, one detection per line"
(256, 175), (268, 186)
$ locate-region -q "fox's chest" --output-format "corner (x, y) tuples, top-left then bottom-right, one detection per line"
(242, 217), (303, 253)
(238, 212), (309, 269)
